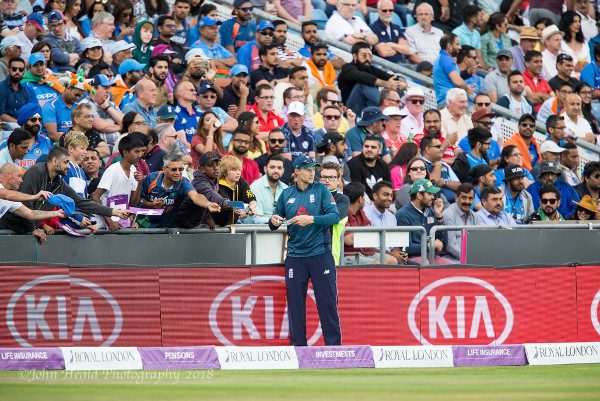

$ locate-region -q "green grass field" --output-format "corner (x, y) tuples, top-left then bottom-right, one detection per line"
(1, 365), (600, 401)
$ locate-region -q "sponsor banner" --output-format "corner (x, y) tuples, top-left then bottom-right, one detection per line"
(0, 347), (65, 370)
(295, 346), (374, 369)
(371, 346), (453, 368)
(215, 346), (299, 370)
(575, 266), (600, 342)
(61, 347), (143, 370)
(138, 347), (220, 370)
(525, 342), (600, 365)
(452, 345), (526, 367)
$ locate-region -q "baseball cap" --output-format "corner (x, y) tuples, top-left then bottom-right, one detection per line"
(540, 141), (566, 154)
(198, 17), (222, 28)
(504, 165), (526, 181)
(157, 104), (176, 120)
(293, 154), (320, 169)
(234, 0), (251, 7)
(28, 52), (46, 66)
(200, 151), (222, 166)
(111, 40), (136, 54)
(471, 108), (496, 122)
(80, 37), (103, 51)
(257, 20), (275, 31)
(317, 131), (345, 149)
(230, 64), (249, 76)
(518, 113), (536, 125)
(557, 53), (573, 63)
(89, 74), (114, 87)
(0, 36), (23, 53)
(496, 49), (513, 59)
(539, 160), (562, 175)
(47, 10), (65, 25)
(118, 59), (146, 75)
(409, 178), (440, 195)
(48, 194), (77, 216)
(287, 101), (305, 116)
(185, 48), (209, 61)
(197, 84), (218, 95)
(26, 13), (46, 31)
(416, 61), (433, 72)
(358, 106), (389, 126)
(382, 106), (408, 117)
(470, 164), (493, 184)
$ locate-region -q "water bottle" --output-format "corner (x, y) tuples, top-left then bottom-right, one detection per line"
(408, 128), (415, 143)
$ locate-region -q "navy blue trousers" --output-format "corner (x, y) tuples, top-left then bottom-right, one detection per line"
(285, 252), (341, 346)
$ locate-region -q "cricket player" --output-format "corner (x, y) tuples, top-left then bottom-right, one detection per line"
(269, 155), (342, 346)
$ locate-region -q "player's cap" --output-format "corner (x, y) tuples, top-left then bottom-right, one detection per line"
(504, 164), (526, 181)
(157, 104), (176, 120)
(287, 101), (305, 116)
(118, 59), (145, 75)
(200, 151), (222, 166)
(257, 20), (274, 31)
(89, 74), (114, 87)
(540, 141), (566, 154)
(410, 178), (440, 195)
(539, 160), (562, 176)
(28, 52), (46, 66)
(198, 17), (222, 28)
(230, 64), (249, 76)
(496, 49), (512, 59)
(293, 155), (320, 170)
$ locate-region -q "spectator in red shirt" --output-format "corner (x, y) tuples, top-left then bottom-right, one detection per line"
(523, 50), (553, 113)
(227, 129), (261, 184)
(247, 84), (285, 141)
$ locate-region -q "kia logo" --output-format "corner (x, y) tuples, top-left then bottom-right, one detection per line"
(591, 289), (600, 336)
(5, 275), (122, 347)
(407, 276), (514, 345)
(209, 276), (321, 346)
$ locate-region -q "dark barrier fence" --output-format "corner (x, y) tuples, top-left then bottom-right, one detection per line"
(1, 265), (599, 348)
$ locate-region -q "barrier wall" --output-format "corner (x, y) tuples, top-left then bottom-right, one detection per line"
(1, 265), (600, 348)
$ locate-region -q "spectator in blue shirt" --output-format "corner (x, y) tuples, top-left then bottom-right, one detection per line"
(345, 106), (391, 163)
(457, 45), (484, 96)
(433, 33), (474, 105)
(140, 152), (220, 227)
(451, 5), (483, 66)
(281, 101), (315, 161)
(475, 186), (516, 225)
(0, 57), (30, 124)
(236, 20), (275, 72)
(42, 77), (86, 142)
(370, 0), (411, 64)
(219, 0), (257, 54)
(452, 127), (491, 183)
(580, 43), (600, 93)
(298, 21), (345, 70)
(190, 17), (237, 70)
(123, 79), (158, 128)
(527, 160), (579, 217)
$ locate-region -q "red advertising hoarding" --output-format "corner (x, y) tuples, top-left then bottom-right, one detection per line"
(0, 265), (599, 347)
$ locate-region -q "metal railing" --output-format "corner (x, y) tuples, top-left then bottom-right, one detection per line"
(428, 223), (600, 262)
(341, 226), (427, 266)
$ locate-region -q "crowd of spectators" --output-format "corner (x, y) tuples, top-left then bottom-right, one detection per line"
(1, 0), (600, 263)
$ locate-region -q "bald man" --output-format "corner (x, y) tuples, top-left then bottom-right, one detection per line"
(123, 79), (159, 127)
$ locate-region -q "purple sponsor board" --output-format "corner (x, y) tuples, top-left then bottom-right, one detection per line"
(0, 348), (65, 370)
(295, 346), (375, 369)
(138, 347), (220, 370)
(453, 345), (527, 367)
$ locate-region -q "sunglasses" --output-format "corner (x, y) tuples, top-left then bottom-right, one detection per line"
(410, 166), (427, 171)
(476, 102), (491, 107)
(326, 99), (340, 105)
(240, 6), (253, 12)
(29, 117), (42, 122)
(233, 139), (251, 144)
(168, 167), (185, 172)
(480, 121), (493, 127)
(380, 9), (394, 12)
(324, 115), (341, 120)
(259, 30), (274, 36)
(269, 138), (285, 144)
(201, 95), (217, 99)
(541, 198), (557, 205)
(10, 67), (25, 72)
(520, 123), (535, 128)
(409, 99), (425, 105)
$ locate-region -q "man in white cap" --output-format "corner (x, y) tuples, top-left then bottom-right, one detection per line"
(110, 40), (136, 76)
(381, 106), (407, 156)
(399, 86), (425, 138)
(0, 36), (22, 83)
(281, 101), (315, 162)
(540, 25), (564, 81)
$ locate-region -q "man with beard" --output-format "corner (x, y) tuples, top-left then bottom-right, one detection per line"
(306, 43), (336, 96)
(0, 57), (30, 124)
(298, 21), (345, 70)
(338, 42), (404, 113)
(255, 128), (293, 184)
(497, 71), (535, 117)
(575, 161), (600, 200)
(237, 20), (275, 72)
(346, 106), (391, 163)
(318, 131), (347, 166)
(548, 55), (580, 92)
(3, 103), (52, 170)
(42, 79), (86, 142)
(21, 53), (61, 108)
(244, 154), (288, 224)
(217, 64), (254, 119)
(250, 43), (289, 88)
(451, 5), (484, 66)
(219, 0), (257, 54)
(504, 113), (541, 171)
(272, 20), (303, 68)
(500, 164), (534, 224)
(190, 17), (237, 70)
(147, 56), (170, 108)
(525, 184), (565, 223)
(78, 74), (124, 152)
(452, 127), (491, 183)
(457, 45), (484, 94)
(371, 0), (411, 63)
(527, 160), (579, 217)
(152, 15), (184, 63)
(347, 135), (391, 199)
(171, 0), (193, 48)
(144, 123), (180, 173)
(475, 186), (516, 226)
(470, 164), (495, 211)
(0, 146), (128, 234)
(0, 37), (23, 83)
(111, 59), (145, 110)
(433, 33), (473, 106)
(443, 183), (479, 261)
(140, 152), (219, 228)
(227, 129), (261, 185)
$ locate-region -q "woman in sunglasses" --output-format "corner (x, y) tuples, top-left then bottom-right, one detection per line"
(388, 142), (418, 192)
(394, 156), (448, 210)
(43, 0), (66, 16)
(80, 0), (109, 36)
(190, 111), (226, 169)
(568, 195), (598, 221)
(113, 1), (135, 43)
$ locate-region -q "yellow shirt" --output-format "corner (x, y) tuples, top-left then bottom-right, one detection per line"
(312, 112), (350, 135)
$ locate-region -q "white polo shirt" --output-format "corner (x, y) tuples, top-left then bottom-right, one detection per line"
(0, 183), (23, 219)
(325, 12), (373, 41)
